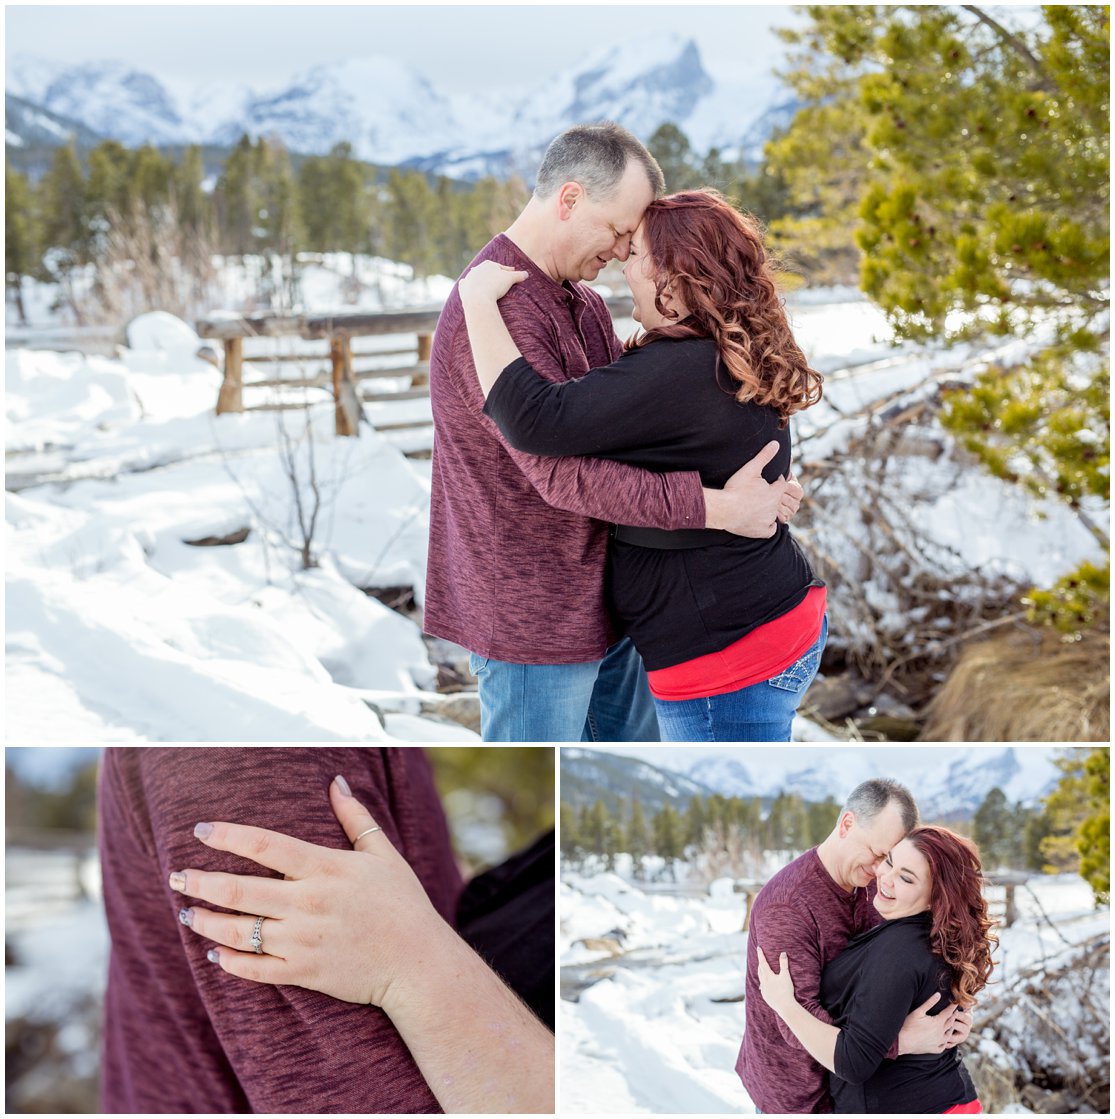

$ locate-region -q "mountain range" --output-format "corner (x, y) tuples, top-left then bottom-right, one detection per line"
(561, 747), (1062, 821)
(5, 34), (795, 180)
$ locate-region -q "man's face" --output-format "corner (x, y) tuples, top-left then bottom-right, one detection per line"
(838, 802), (908, 891)
(559, 161), (654, 282)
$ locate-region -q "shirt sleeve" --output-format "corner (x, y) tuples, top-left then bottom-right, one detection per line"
(445, 295), (705, 529)
(753, 902), (837, 1052)
(99, 747), (457, 1115)
(831, 936), (923, 1085)
(484, 347), (687, 458)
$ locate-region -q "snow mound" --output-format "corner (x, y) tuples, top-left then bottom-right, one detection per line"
(125, 311), (201, 352)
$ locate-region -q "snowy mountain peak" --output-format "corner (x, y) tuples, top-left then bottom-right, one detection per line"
(679, 747), (1058, 819)
(7, 37), (774, 179)
(30, 58), (186, 147)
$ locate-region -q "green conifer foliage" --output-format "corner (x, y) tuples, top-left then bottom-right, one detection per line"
(1039, 747), (1110, 904)
(5, 167), (38, 324)
(770, 5), (1109, 632)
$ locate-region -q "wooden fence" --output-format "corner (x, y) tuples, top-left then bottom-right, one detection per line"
(195, 295), (635, 439)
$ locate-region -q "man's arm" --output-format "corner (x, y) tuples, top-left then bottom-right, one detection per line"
(751, 904), (837, 1054)
(99, 747), (458, 1115)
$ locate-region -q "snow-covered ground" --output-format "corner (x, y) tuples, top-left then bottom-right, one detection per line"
(559, 861), (1108, 1114)
(5, 261), (1105, 742)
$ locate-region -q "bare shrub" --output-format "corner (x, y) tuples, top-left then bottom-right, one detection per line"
(798, 395), (1034, 710)
(90, 195), (218, 324)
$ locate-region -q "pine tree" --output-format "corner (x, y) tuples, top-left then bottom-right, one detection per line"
(559, 802), (580, 866)
(1021, 805), (1053, 872)
(1039, 747), (1110, 903)
(173, 145), (211, 236)
(973, 787), (1016, 869)
(653, 804), (684, 881)
(647, 122), (702, 191)
(766, 792), (809, 852)
(5, 166), (38, 325)
(129, 143), (172, 213)
(626, 799), (649, 878)
(36, 140), (89, 319)
(85, 140), (132, 242)
(768, 6), (1109, 625)
(807, 796), (840, 847)
(684, 795), (707, 850)
(214, 134), (260, 257)
(586, 799), (610, 859)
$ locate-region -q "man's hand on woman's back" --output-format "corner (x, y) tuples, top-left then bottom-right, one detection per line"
(896, 993), (974, 1055)
(704, 440), (804, 537)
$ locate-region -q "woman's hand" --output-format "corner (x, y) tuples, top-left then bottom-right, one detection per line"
(170, 776), (448, 1011)
(458, 260), (528, 304)
(756, 946), (799, 1016)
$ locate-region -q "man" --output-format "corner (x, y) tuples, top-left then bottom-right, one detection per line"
(426, 122), (801, 742)
(737, 778), (973, 1113)
(99, 747), (551, 1114)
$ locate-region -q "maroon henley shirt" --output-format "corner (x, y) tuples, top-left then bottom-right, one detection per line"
(425, 234), (706, 664)
(99, 747), (463, 1114)
(736, 847), (881, 1114)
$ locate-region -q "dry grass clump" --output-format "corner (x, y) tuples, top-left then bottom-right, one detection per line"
(920, 627), (1109, 741)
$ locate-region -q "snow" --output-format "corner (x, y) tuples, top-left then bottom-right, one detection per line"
(6, 261), (463, 742)
(560, 863), (1108, 1114)
(6, 262), (1107, 744)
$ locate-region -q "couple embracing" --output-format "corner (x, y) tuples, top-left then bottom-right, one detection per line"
(740, 777), (996, 1114)
(426, 122), (827, 743)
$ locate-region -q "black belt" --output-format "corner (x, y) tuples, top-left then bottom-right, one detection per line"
(612, 524), (738, 550)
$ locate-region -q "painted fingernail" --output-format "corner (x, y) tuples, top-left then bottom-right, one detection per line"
(207, 948), (220, 964)
(169, 872), (187, 892)
(194, 822), (214, 839)
(334, 775), (352, 797)
(178, 908), (193, 927)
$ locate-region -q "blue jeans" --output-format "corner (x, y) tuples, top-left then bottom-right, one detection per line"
(653, 615), (828, 742)
(469, 635), (661, 742)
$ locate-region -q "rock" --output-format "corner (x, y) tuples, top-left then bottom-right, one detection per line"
(574, 936), (625, 957)
(195, 344), (222, 369)
(856, 714), (922, 741)
(864, 692), (918, 719)
(365, 585), (417, 615)
(801, 671), (874, 721)
(183, 526), (251, 547)
(420, 693), (481, 735)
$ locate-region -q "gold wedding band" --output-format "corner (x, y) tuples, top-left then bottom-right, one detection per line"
(353, 825), (383, 844)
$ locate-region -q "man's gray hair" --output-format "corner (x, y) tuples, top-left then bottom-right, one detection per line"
(843, 778), (918, 833)
(534, 122), (665, 202)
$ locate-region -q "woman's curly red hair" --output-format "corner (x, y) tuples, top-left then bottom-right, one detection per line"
(907, 826), (998, 1008)
(630, 189), (823, 426)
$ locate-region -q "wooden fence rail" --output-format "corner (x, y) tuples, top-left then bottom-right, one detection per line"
(195, 309), (443, 437)
(196, 295), (634, 438)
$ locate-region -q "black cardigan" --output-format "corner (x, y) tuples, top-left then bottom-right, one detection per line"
(483, 337), (821, 669)
(820, 913), (978, 1114)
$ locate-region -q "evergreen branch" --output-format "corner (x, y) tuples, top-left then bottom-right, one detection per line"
(961, 6), (1055, 92)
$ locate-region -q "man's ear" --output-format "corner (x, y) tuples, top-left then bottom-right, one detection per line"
(838, 811), (855, 838)
(557, 182), (583, 221)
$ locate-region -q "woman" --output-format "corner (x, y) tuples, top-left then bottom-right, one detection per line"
(757, 826), (996, 1113)
(171, 776), (554, 1115)
(458, 189), (826, 741)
